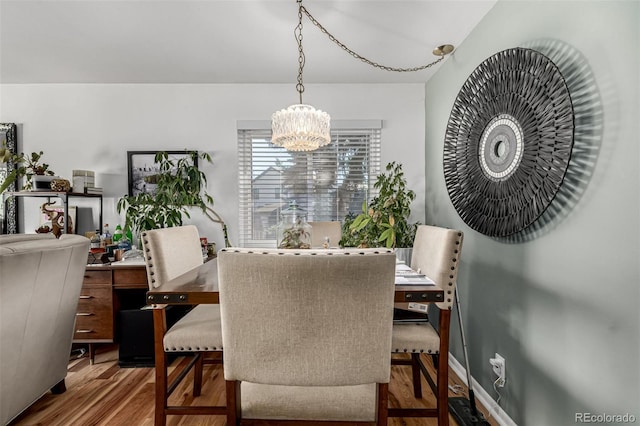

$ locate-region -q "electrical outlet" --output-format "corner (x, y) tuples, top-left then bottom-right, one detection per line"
(489, 353), (506, 387)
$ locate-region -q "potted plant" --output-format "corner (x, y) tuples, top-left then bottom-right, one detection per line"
(0, 149), (55, 193)
(278, 218), (311, 249)
(116, 150), (231, 247)
(277, 201), (312, 249)
(339, 161), (419, 255)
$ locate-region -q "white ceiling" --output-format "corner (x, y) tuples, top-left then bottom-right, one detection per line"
(0, 0), (496, 84)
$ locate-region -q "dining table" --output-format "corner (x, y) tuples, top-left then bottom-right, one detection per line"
(144, 255), (444, 420)
(146, 257), (444, 306)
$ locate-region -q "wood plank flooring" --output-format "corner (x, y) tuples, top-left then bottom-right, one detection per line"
(9, 346), (499, 426)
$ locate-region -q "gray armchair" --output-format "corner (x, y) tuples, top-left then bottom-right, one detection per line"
(1, 233), (89, 425)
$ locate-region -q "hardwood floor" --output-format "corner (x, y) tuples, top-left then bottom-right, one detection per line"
(10, 346), (499, 426)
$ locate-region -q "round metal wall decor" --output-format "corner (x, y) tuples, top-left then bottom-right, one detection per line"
(443, 47), (574, 237)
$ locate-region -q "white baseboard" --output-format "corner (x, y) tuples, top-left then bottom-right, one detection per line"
(448, 354), (518, 426)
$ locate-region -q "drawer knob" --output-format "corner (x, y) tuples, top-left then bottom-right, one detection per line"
(76, 312), (94, 316)
(163, 295), (170, 301)
(79, 295), (94, 299)
(179, 295), (186, 301)
(75, 329), (94, 333)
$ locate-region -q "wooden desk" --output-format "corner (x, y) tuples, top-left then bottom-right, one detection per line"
(75, 262), (149, 363)
(146, 259), (444, 305)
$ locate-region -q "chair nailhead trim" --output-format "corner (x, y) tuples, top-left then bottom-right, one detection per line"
(165, 346), (222, 351)
(392, 349), (439, 354)
(221, 249), (395, 256)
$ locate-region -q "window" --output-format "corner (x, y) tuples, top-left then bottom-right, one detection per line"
(238, 120), (382, 247)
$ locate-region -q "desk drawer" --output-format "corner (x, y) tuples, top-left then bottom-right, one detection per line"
(74, 286), (113, 341)
(113, 268), (148, 289)
(83, 269), (112, 284)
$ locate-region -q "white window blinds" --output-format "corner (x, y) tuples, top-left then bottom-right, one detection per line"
(238, 120), (381, 247)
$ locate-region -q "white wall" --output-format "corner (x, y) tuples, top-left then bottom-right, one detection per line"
(0, 83), (426, 249)
(425, 1), (639, 424)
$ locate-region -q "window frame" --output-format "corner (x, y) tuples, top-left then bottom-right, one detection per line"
(237, 120), (382, 248)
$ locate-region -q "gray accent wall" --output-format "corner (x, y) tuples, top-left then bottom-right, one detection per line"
(425, 1), (639, 424)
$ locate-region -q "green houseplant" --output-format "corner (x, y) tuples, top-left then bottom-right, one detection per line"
(339, 161), (418, 249)
(116, 151), (231, 247)
(0, 149), (55, 193)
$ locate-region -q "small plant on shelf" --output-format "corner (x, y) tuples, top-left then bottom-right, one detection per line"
(0, 149), (55, 192)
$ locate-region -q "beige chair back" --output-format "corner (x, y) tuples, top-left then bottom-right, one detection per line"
(141, 225), (203, 289)
(410, 225), (464, 310)
(308, 221), (342, 248)
(218, 248), (396, 387)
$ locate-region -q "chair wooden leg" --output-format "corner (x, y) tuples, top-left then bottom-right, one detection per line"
(437, 309), (451, 426)
(436, 351), (449, 426)
(193, 352), (204, 397)
(226, 380), (240, 426)
(411, 353), (423, 398)
(154, 354), (168, 426)
(431, 353), (439, 370)
(153, 307), (169, 426)
(376, 382), (389, 425)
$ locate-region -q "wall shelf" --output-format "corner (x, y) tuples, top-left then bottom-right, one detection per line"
(2, 191), (103, 235)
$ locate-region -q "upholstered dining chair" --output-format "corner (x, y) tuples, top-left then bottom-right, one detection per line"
(217, 248), (397, 425)
(141, 225), (225, 426)
(390, 225), (464, 425)
(308, 220), (342, 248)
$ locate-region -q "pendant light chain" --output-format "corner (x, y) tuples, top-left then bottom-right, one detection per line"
(271, 0), (330, 152)
(296, 0), (305, 104)
(300, 4), (445, 73)
(272, 0), (452, 152)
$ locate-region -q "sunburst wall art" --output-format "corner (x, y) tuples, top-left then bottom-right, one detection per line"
(443, 47), (574, 237)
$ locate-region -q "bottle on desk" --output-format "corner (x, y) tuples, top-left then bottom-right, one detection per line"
(90, 229), (101, 251)
(117, 231), (132, 252)
(101, 224), (112, 247)
(113, 224), (123, 243)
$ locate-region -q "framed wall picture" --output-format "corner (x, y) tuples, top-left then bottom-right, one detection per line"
(1, 123), (18, 234)
(127, 151), (197, 196)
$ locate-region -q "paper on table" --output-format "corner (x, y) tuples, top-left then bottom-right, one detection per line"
(395, 276), (435, 285)
(395, 264), (413, 272)
(110, 258), (147, 266)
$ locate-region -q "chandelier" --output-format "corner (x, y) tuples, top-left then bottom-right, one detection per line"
(271, 0), (455, 152)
